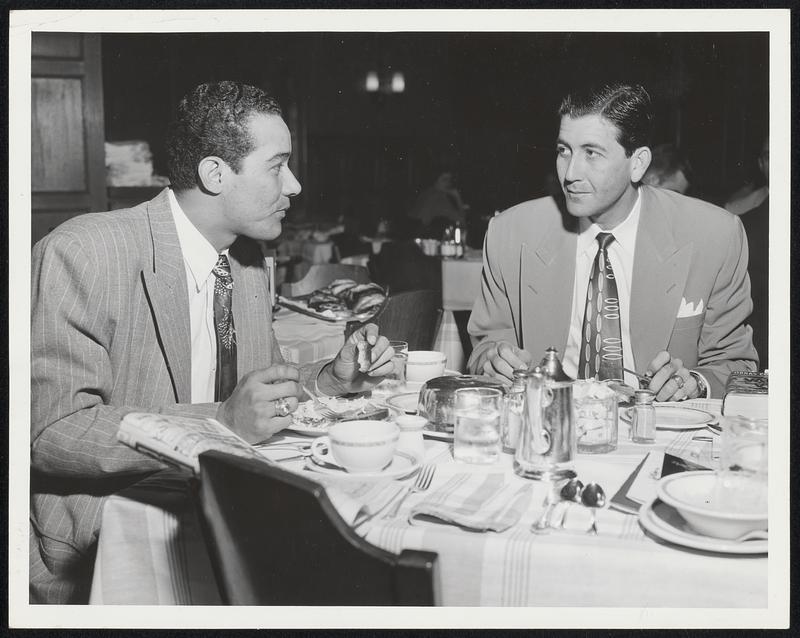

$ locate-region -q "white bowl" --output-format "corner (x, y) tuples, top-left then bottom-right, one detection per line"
(311, 420), (399, 473)
(406, 350), (447, 383)
(656, 471), (767, 540)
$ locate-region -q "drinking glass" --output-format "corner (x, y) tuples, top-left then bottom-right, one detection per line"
(714, 415), (768, 512)
(573, 380), (618, 453)
(385, 340), (408, 390)
(453, 387), (503, 464)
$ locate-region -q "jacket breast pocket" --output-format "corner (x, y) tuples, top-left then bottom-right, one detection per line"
(673, 312), (706, 332)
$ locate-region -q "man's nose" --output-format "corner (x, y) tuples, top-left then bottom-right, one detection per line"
(563, 155), (582, 183)
(283, 166), (302, 197)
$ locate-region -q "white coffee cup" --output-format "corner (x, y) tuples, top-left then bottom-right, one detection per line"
(310, 420), (399, 473)
(405, 350), (447, 383)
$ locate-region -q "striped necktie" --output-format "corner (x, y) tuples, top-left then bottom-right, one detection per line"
(578, 232), (623, 381)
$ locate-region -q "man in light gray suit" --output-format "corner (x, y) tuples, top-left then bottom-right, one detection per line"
(30, 81), (395, 603)
(467, 84), (758, 398)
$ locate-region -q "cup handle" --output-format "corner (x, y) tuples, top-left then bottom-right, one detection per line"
(310, 436), (332, 465)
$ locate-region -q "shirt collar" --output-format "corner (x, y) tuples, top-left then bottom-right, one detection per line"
(577, 188), (642, 257)
(168, 189), (222, 291)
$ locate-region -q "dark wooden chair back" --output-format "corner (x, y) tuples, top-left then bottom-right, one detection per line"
(347, 289), (442, 351)
(195, 451), (439, 606)
(279, 263), (371, 297)
(368, 240), (442, 295)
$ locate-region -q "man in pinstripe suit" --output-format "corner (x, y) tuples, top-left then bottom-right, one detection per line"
(30, 81), (395, 603)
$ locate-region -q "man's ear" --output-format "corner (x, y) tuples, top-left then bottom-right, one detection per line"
(197, 156), (226, 194)
(630, 146), (652, 184)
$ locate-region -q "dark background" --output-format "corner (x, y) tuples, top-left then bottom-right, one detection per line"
(102, 31), (769, 236)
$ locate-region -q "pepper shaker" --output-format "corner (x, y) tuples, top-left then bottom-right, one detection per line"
(631, 389), (656, 443)
(396, 414), (427, 462)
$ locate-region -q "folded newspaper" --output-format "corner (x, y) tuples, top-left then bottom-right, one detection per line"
(117, 411), (270, 475)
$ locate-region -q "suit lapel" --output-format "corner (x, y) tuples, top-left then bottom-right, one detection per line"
(520, 221), (577, 355)
(140, 189), (192, 402)
(629, 186), (692, 369)
(229, 238), (271, 377)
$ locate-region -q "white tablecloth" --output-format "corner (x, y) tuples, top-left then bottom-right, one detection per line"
(89, 399), (768, 607)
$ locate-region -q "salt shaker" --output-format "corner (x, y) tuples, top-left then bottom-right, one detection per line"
(396, 415), (427, 462)
(631, 389), (656, 443)
(502, 369), (529, 451)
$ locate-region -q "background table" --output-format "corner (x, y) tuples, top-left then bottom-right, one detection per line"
(439, 248), (483, 371)
(88, 399), (768, 607)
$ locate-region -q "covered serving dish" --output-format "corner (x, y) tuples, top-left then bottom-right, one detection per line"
(418, 374), (506, 433)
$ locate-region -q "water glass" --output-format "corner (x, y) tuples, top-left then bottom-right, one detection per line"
(715, 415), (768, 511)
(453, 387), (503, 464)
(573, 380), (618, 453)
(385, 340), (409, 390)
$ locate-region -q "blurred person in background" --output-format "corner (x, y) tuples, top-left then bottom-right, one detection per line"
(641, 142), (693, 195)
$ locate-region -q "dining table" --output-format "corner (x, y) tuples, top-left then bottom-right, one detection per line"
(88, 396), (769, 609)
(438, 247), (484, 372)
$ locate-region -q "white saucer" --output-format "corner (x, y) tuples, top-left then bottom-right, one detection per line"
(422, 425), (454, 442)
(639, 498), (767, 554)
(622, 405), (715, 430)
(305, 449), (421, 480)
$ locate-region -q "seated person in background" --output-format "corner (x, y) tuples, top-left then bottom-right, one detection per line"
(467, 83), (758, 399)
(407, 170), (467, 230)
(725, 136), (769, 216)
(641, 142), (693, 195)
(30, 81), (395, 604)
(739, 137), (769, 368)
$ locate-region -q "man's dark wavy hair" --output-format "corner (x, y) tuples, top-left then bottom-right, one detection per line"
(166, 81), (282, 190)
(558, 83), (653, 156)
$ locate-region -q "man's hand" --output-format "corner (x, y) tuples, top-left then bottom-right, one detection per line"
(215, 364), (301, 444)
(319, 323), (394, 395)
(477, 341), (533, 385)
(645, 350), (700, 402)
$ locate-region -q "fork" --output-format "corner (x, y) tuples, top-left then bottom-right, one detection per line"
(301, 385), (338, 420)
(382, 464), (436, 519)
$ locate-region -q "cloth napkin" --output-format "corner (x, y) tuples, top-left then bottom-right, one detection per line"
(407, 473), (534, 532)
(318, 478), (406, 527)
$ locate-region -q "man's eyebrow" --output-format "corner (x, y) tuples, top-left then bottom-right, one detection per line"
(268, 152), (291, 163)
(580, 142), (607, 152)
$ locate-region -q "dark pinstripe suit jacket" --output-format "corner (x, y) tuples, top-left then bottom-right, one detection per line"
(30, 189), (325, 585)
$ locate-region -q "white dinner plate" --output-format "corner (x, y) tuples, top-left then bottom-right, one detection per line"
(385, 392), (420, 415)
(638, 498), (767, 555)
(622, 405), (715, 430)
(304, 449), (420, 480)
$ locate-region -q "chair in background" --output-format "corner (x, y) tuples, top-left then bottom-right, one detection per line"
(348, 289), (442, 352)
(279, 263), (371, 297)
(368, 240), (442, 296)
(195, 451), (439, 605)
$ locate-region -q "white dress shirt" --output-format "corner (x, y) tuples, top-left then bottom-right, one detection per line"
(168, 189), (225, 403)
(563, 191), (641, 387)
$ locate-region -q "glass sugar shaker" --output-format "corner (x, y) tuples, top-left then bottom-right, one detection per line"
(502, 369), (529, 451)
(631, 389), (656, 443)
(395, 414), (427, 462)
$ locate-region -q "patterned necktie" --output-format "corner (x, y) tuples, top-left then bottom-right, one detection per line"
(212, 254), (237, 402)
(578, 232), (624, 381)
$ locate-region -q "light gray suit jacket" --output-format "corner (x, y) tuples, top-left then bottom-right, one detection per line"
(30, 189), (325, 601)
(467, 186), (758, 396)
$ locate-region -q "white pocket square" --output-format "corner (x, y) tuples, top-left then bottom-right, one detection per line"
(677, 297), (705, 318)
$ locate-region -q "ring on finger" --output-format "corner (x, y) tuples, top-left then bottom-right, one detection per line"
(274, 397), (291, 418)
(671, 373), (685, 390)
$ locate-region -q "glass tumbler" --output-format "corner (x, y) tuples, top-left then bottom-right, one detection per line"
(715, 415), (768, 512)
(573, 380), (618, 453)
(453, 387), (503, 464)
(385, 340), (409, 391)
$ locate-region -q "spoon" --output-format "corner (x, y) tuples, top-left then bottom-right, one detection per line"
(580, 482), (606, 535)
(551, 478), (584, 529)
